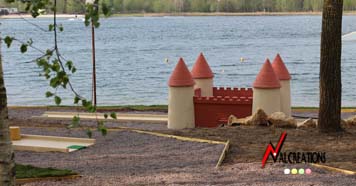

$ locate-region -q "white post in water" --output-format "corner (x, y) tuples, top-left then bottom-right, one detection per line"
(252, 59), (281, 115)
(272, 54), (292, 117)
(191, 53), (214, 97)
(168, 58), (195, 129)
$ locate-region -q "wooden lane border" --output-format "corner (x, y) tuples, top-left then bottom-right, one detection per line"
(16, 174), (81, 184)
(311, 163), (356, 175)
(32, 114), (168, 124)
(215, 140), (230, 168)
(44, 111), (168, 118)
(12, 134), (96, 153)
(131, 130), (227, 145)
(293, 108), (356, 113)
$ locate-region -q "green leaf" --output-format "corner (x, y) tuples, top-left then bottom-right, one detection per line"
(104, 113), (108, 119)
(45, 91), (54, 98)
(86, 129), (93, 138)
(46, 49), (53, 56)
(4, 36), (13, 48)
(100, 127), (107, 136)
(20, 44), (28, 53)
(51, 61), (61, 72)
(71, 67), (77, 73)
(59, 24), (64, 32)
(62, 75), (69, 88)
(74, 96), (80, 104)
(97, 121), (107, 136)
(71, 116), (80, 128)
(86, 105), (96, 113)
(65, 61), (73, 70)
(45, 73), (51, 79)
(94, 22), (100, 28)
(48, 24), (54, 31)
(82, 100), (92, 108)
(110, 112), (117, 119)
(54, 96), (61, 105)
(50, 77), (59, 88)
(36, 58), (47, 67)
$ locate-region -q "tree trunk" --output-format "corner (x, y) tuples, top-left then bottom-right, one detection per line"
(318, 0), (343, 132)
(0, 35), (15, 185)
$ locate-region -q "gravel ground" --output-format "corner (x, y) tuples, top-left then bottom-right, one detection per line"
(15, 127), (356, 186)
(9, 108), (356, 185)
(16, 127), (225, 185)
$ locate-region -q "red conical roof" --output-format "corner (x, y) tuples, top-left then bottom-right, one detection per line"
(272, 54), (291, 80)
(168, 58), (195, 87)
(191, 53), (214, 79)
(253, 59), (281, 89)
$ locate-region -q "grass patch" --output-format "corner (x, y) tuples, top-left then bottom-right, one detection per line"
(16, 164), (76, 179)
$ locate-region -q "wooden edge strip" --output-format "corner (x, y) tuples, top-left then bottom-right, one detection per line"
(293, 108), (356, 113)
(215, 140), (230, 168)
(20, 134), (96, 143)
(31, 116), (167, 124)
(13, 145), (69, 153)
(44, 111), (168, 118)
(16, 174), (81, 184)
(311, 163), (356, 175)
(130, 129), (226, 145)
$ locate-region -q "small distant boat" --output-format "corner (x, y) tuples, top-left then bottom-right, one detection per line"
(68, 17), (85, 22)
(240, 57), (249, 63)
(342, 31), (356, 40)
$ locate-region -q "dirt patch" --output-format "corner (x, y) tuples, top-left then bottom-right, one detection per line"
(158, 126), (356, 172)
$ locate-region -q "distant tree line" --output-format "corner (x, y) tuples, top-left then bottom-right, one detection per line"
(1, 0), (356, 14)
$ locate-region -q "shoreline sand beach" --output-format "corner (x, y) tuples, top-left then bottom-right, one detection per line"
(2, 11), (356, 19)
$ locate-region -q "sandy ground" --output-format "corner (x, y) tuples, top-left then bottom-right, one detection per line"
(7, 107), (356, 185)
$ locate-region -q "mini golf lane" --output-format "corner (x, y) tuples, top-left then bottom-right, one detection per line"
(15, 127), (225, 182)
(33, 111), (168, 123)
(13, 134), (95, 152)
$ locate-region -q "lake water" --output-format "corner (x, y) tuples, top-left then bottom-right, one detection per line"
(1, 16), (356, 106)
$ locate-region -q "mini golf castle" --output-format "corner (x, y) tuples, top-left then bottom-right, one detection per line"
(167, 53), (291, 129)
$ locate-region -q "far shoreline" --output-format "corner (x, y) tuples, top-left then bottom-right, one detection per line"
(2, 11), (356, 19)
(7, 105), (356, 112)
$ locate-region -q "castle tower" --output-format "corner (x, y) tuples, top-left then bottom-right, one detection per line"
(191, 53), (214, 97)
(252, 59), (281, 115)
(272, 54), (292, 117)
(168, 58), (195, 129)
